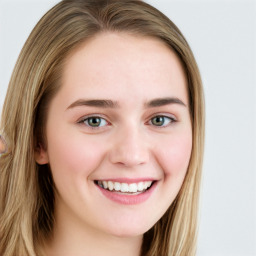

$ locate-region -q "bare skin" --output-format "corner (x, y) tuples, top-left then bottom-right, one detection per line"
(0, 136), (7, 154)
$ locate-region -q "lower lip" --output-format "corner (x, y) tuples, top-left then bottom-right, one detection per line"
(96, 182), (157, 205)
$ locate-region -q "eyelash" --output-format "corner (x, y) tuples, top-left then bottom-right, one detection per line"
(78, 114), (177, 130)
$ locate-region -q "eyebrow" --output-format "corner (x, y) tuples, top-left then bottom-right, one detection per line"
(66, 97), (186, 110)
(67, 99), (119, 109)
(145, 97), (186, 108)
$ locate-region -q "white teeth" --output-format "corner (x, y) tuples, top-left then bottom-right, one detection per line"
(108, 181), (114, 191)
(103, 181), (108, 189)
(144, 181), (151, 189)
(138, 182), (144, 192)
(114, 182), (121, 191)
(129, 183), (137, 193)
(121, 183), (129, 192)
(97, 180), (153, 193)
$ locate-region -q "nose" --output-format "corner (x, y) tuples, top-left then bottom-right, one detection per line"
(108, 126), (150, 167)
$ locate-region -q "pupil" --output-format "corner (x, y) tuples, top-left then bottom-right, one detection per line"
(153, 116), (164, 126)
(89, 117), (101, 127)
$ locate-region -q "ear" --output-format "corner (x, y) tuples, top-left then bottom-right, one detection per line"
(34, 144), (49, 165)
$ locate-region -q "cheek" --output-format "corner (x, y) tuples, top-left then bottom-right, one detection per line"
(156, 133), (192, 178)
(46, 129), (106, 178)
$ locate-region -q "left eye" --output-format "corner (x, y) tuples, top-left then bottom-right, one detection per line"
(150, 116), (174, 127)
(82, 116), (108, 128)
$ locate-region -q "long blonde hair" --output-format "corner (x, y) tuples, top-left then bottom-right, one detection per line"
(0, 1), (204, 255)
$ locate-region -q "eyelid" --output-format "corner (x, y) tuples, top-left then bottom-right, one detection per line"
(77, 113), (106, 122)
(148, 112), (177, 121)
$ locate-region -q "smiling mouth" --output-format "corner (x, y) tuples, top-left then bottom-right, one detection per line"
(95, 180), (154, 194)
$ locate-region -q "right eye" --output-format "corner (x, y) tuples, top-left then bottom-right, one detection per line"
(78, 116), (109, 129)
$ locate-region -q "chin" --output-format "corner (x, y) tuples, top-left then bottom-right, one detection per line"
(102, 220), (154, 238)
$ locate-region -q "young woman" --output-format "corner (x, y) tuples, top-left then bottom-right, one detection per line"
(0, 0), (205, 255)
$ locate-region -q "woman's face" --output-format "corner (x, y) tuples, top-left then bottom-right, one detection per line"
(36, 32), (192, 237)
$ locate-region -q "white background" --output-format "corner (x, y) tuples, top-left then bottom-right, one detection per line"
(0, 0), (255, 255)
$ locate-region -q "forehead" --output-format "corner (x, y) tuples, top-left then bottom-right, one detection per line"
(59, 32), (188, 104)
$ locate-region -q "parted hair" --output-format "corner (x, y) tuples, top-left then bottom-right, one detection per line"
(0, 1), (205, 255)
